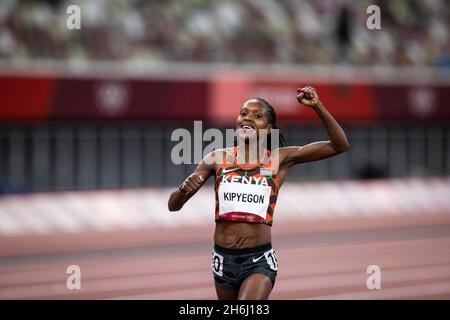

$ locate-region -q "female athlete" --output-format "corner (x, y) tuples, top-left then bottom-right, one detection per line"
(168, 85), (350, 300)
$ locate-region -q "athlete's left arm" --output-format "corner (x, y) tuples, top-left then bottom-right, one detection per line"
(279, 85), (350, 168)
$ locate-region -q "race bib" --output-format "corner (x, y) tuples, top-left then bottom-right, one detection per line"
(218, 181), (271, 219)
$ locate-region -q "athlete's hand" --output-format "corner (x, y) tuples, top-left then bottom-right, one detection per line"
(179, 174), (204, 195)
(297, 85), (320, 108)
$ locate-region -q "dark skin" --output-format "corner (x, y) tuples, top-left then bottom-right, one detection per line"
(168, 85), (350, 300)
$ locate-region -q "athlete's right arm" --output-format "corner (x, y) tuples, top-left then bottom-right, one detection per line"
(167, 151), (220, 212)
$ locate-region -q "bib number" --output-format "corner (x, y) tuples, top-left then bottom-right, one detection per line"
(218, 182), (271, 219)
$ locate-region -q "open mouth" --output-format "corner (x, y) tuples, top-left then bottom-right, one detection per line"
(240, 123), (255, 130)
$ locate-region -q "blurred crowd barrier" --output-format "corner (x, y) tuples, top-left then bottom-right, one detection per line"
(0, 122), (449, 192)
(0, 177), (449, 250)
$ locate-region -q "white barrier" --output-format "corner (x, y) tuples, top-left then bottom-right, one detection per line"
(0, 177), (449, 236)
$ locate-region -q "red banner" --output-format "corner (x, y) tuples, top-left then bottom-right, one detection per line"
(208, 73), (448, 124)
(0, 76), (55, 120)
(0, 73), (448, 122)
(0, 75), (209, 121)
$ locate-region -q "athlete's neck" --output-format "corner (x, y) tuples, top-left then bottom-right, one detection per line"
(236, 143), (265, 165)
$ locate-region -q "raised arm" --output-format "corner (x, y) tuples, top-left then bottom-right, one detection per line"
(168, 151), (220, 212)
(280, 85), (350, 168)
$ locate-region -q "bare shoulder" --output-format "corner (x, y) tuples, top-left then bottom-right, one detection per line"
(202, 147), (233, 168)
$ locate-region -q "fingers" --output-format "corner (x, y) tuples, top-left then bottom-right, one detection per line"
(296, 85), (319, 106)
(297, 85), (316, 99)
(297, 85), (314, 92)
(180, 174), (204, 194)
(297, 91), (305, 98)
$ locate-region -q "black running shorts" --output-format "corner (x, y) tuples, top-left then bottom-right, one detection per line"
(211, 242), (278, 291)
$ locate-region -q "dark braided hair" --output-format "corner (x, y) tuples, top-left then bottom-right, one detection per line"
(254, 98), (286, 149)
(234, 98), (286, 151)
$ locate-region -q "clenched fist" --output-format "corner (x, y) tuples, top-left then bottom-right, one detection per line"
(297, 85), (321, 108)
(179, 174), (204, 195)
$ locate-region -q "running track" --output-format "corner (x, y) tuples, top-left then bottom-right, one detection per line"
(1, 220), (450, 300)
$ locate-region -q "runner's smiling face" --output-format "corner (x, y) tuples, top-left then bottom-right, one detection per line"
(236, 100), (272, 142)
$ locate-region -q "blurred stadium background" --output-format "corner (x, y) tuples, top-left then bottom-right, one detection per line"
(0, 0), (449, 300)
